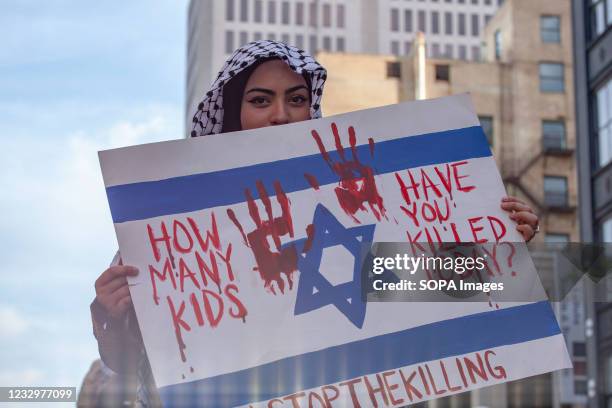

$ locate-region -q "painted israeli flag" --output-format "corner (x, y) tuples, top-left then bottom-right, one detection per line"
(99, 94), (570, 407)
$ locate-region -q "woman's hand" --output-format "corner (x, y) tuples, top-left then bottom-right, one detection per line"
(94, 265), (139, 320)
(500, 196), (539, 242)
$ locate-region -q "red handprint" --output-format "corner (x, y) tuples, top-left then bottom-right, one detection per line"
(309, 122), (386, 224)
(227, 180), (298, 295)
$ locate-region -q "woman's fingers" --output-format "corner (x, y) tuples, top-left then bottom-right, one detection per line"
(99, 275), (129, 295)
(95, 266), (138, 288)
(114, 294), (134, 317)
(501, 195), (527, 205)
(508, 211), (539, 227)
(108, 285), (131, 306)
(516, 224), (535, 242)
(501, 200), (534, 213)
(94, 265), (138, 319)
(501, 196), (539, 242)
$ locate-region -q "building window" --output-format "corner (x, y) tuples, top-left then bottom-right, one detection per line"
(295, 2), (304, 25)
(539, 62), (564, 92)
(255, 0), (263, 22)
(240, 0), (248, 21)
(604, 216), (612, 241)
(545, 233), (569, 243)
(309, 35), (318, 53)
(295, 34), (304, 49)
(573, 342), (586, 357)
(431, 43), (440, 58)
(494, 30), (502, 60)
(391, 40), (400, 56)
(226, 0), (235, 21)
(337, 4), (345, 28)
(472, 0), (478, 4)
(479, 115), (493, 146)
(323, 3), (331, 27)
(485, 0), (492, 4)
(471, 14), (479, 36)
(459, 45), (467, 60)
(225, 30), (235, 53)
(590, 0), (607, 38)
(540, 15), (560, 43)
(542, 120), (566, 150)
(405, 10), (413, 32)
(336, 37), (345, 52)
(606, 353), (612, 401)
(309, 2), (318, 27)
(282, 1), (290, 24)
(458, 13), (466, 35)
(267, 32), (276, 41)
(444, 44), (453, 58)
(404, 41), (413, 55)
(254, 32), (263, 41)
(435, 64), (450, 81)
(387, 62), (401, 78)
(485, 14), (492, 24)
(323, 36), (331, 51)
(239, 31), (248, 46)
(281, 33), (290, 44)
(268, 0), (277, 23)
(544, 176), (568, 208)
(391, 8), (400, 31)
(418, 10), (426, 32)
(432, 11), (440, 34)
(574, 380), (587, 395)
(472, 46), (480, 61)
(574, 361), (587, 376)
(445, 12), (453, 34)
(597, 79), (612, 167)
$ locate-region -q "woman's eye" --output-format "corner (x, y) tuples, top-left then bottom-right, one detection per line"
(289, 95), (307, 105)
(249, 96), (269, 106)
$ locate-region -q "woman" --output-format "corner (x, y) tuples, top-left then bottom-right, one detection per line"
(91, 40), (539, 407)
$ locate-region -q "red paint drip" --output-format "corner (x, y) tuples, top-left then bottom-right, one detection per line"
(166, 296), (189, 363)
(303, 224), (315, 253)
(368, 137), (375, 156)
(304, 173), (320, 190)
(227, 208), (248, 245)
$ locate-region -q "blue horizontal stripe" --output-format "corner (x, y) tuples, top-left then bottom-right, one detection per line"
(107, 126), (490, 223)
(158, 301), (559, 407)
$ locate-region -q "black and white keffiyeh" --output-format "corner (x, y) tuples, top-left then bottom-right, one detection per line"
(190, 40), (327, 137)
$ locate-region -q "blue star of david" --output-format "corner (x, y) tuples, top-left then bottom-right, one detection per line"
(285, 204), (376, 328)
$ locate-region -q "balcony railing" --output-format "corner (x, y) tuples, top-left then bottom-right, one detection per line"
(542, 135), (573, 155)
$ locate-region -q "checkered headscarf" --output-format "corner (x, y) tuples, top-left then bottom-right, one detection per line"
(190, 40), (327, 137)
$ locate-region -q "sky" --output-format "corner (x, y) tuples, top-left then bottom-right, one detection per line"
(0, 0), (189, 400)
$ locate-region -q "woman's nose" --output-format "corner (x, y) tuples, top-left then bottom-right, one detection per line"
(269, 100), (290, 125)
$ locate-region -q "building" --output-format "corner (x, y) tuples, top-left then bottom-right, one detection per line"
(321, 0), (586, 405)
(186, 0), (502, 130)
(572, 0), (612, 406)
(321, 0), (578, 246)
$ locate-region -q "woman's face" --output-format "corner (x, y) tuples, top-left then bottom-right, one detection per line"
(240, 60), (311, 130)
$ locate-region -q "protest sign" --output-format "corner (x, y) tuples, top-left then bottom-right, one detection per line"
(99, 94), (571, 407)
